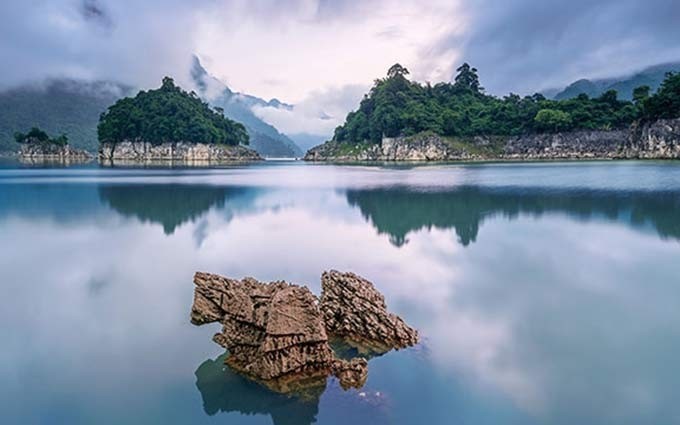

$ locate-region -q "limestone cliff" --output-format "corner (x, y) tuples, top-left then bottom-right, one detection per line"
(19, 143), (92, 163)
(99, 141), (262, 163)
(304, 118), (680, 162)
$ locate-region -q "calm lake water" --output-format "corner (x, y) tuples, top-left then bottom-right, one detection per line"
(1, 160), (680, 425)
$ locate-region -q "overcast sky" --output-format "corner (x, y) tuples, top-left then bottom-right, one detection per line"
(2, 0), (680, 135)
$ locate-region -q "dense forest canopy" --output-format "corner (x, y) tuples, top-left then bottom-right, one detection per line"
(14, 127), (68, 146)
(98, 77), (249, 146)
(333, 64), (680, 144)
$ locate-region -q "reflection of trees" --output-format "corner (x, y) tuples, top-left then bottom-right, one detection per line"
(346, 186), (680, 246)
(195, 354), (323, 425)
(98, 184), (250, 235)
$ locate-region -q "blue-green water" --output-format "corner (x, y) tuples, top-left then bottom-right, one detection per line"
(1, 160), (680, 425)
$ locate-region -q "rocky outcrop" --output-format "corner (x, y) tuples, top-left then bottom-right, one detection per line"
(190, 271), (418, 393)
(19, 143), (92, 163)
(99, 141), (262, 163)
(623, 119), (680, 159)
(191, 272), (334, 393)
(304, 134), (490, 162)
(304, 118), (680, 162)
(502, 129), (628, 159)
(320, 270), (419, 354)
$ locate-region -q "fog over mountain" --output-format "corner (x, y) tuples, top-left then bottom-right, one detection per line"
(1, 0), (679, 150)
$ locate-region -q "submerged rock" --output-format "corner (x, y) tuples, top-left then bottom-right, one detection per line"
(320, 270), (419, 354)
(190, 270), (417, 394)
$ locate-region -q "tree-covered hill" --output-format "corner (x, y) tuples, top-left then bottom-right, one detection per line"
(332, 63), (680, 146)
(14, 127), (68, 147)
(0, 79), (127, 153)
(98, 77), (248, 146)
(0, 58), (303, 156)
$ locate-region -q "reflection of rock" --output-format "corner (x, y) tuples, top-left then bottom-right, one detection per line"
(347, 186), (680, 246)
(190, 271), (417, 393)
(98, 185), (246, 235)
(195, 354), (322, 425)
(331, 357), (368, 390)
(320, 270), (419, 355)
(195, 354), (391, 425)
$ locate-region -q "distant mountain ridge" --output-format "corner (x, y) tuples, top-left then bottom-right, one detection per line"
(190, 56), (302, 157)
(553, 62), (680, 100)
(0, 58), (302, 157)
(0, 79), (129, 153)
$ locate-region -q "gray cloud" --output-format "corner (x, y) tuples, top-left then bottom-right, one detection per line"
(444, 0), (680, 94)
(80, 0), (113, 30)
(2, 0), (679, 101)
(0, 0), (204, 89)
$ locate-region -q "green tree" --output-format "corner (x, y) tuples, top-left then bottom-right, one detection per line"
(98, 77), (249, 146)
(14, 127), (68, 145)
(632, 85), (650, 105)
(387, 63), (410, 79)
(454, 63), (483, 93)
(643, 73), (680, 120)
(534, 109), (573, 132)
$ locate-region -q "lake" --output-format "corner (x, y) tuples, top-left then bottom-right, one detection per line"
(1, 160), (679, 425)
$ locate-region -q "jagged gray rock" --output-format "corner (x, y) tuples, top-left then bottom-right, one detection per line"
(320, 270), (419, 354)
(190, 270), (418, 393)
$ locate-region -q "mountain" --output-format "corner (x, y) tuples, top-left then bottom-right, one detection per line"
(191, 56), (302, 157)
(286, 133), (328, 153)
(554, 62), (680, 100)
(0, 80), (129, 152)
(0, 59), (302, 157)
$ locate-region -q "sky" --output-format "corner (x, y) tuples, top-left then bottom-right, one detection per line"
(2, 0), (680, 136)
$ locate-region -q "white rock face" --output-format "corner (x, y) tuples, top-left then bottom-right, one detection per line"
(304, 118), (680, 162)
(99, 141), (262, 163)
(19, 144), (92, 163)
(624, 119), (680, 159)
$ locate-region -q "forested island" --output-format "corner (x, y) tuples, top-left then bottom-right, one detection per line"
(305, 64), (680, 161)
(98, 77), (261, 163)
(14, 127), (91, 162)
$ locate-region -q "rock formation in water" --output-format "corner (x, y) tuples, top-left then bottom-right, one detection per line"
(320, 270), (419, 354)
(19, 142), (92, 163)
(190, 270), (417, 393)
(99, 141), (262, 163)
(304, 117), (680, 161)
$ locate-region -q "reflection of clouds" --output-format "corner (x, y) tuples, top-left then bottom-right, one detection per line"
(1, 179), (680, 424)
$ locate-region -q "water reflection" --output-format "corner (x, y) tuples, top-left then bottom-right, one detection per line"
(1, 163), (680, 425)
(195, 354), (322, 425)
(98, 184), (254, 234)
(347, 186), (680, 246)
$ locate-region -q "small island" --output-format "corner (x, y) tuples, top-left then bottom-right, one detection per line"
(15, 127), (92, 163)
(98, 77), (262, 164)
(191, 270), (418, 393)
(305, 64), (680, 161)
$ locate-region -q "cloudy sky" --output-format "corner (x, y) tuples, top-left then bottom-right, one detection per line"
(2, 0), (680, 135)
